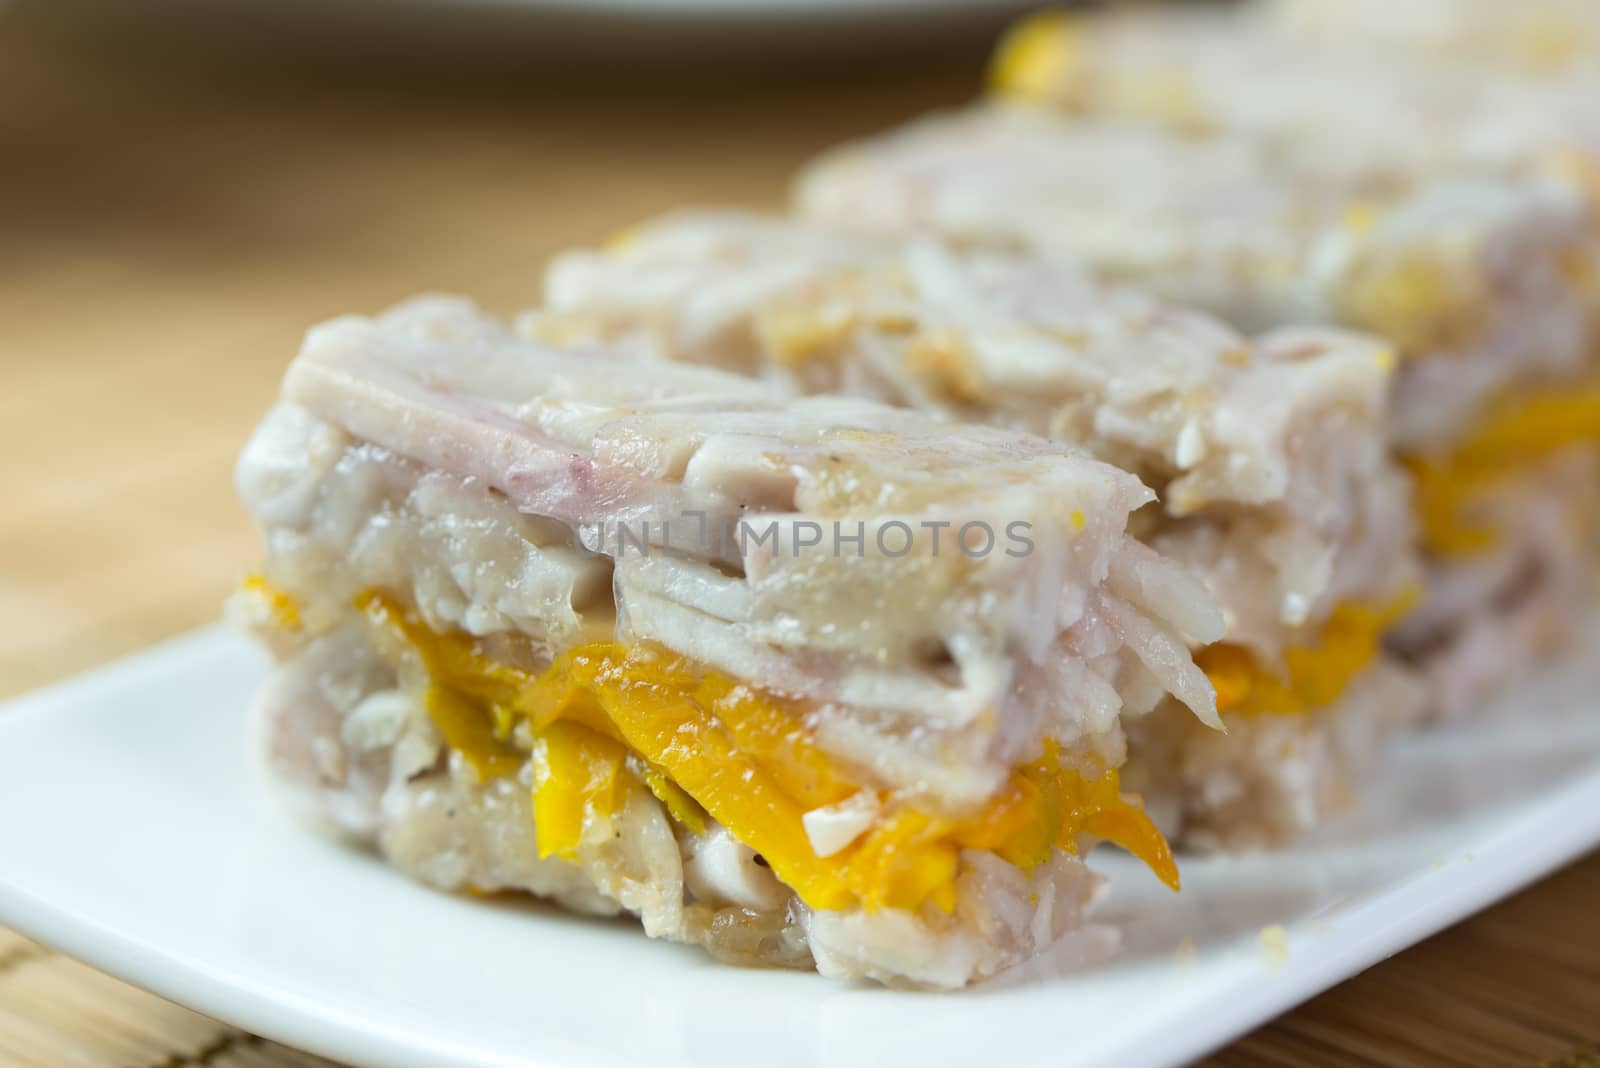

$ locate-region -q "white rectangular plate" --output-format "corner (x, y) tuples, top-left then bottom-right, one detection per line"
(2, 625), (1598, 1068)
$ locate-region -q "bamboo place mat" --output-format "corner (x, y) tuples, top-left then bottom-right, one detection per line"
(1, 6), (1596, 1067)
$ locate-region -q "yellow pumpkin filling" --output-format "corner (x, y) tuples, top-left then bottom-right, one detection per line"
(903, 329), (990, 405)
(1339, 255), (1485, 357)
(988, 10), (1084, 101)
(1197, 592), (1416, 717)
(990, 13), (1214, 132)
(356, 591), (1179, 913)
(1407, 380), (1600, 558)
(755, 301), (859, 367)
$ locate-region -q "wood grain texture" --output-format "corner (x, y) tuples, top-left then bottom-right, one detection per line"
(0, 6), (1594, 1066)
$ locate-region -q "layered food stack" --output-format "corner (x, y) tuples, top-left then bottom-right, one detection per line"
(234, 297), (1227, 988)
(233, 0), (1600, 987)
(799, 1), (1600, 722)
(524, 213), (1420, 848)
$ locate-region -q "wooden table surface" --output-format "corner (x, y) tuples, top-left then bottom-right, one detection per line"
(1, 6), (1595, 1067)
